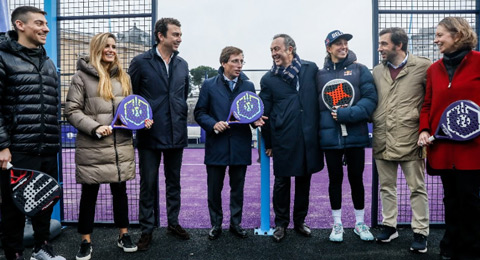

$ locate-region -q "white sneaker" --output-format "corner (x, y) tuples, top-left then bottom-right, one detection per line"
(30, 243), (65, 260)
(329, 223), (344, 242)
(354, 222), (374, 241)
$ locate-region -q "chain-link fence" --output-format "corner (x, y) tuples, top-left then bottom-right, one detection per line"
(6, 0), (154, 224)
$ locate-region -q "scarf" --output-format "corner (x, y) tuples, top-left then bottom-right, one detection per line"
(271, 54), (302, 85)
(443, 48), (470, 82)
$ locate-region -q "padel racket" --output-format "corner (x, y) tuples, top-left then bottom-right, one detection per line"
(215, 91), (264, 134)
(7, 162), (62, 217)
(321, 79), (355, 136)
(428, 100), (480, 142)
(97, 94), (153, 138)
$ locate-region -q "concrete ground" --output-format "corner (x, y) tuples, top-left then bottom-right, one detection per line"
(2, 225), (446, 260)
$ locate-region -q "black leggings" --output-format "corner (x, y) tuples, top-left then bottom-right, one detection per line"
(77, 182), (130, 234)
(325, 148), (365, 210)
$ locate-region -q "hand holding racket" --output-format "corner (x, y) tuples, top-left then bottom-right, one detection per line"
(6, 162), (62, 217)
(214, 91), (264, 134)
(425, 100), (480, 144)
(97, 94), (153, 138)
(322, 79), (355, 136)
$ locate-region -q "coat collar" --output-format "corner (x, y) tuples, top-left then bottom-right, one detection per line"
(297, 59), (310, 91)
(215, 67), (250, 100)
(380, 52), (417, 84)
(144, 46), (180, 80)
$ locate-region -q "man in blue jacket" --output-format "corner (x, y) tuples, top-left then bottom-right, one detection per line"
(194, 46), (266, 240)
(129, 17), (190, 250)
(260, 34), (324, 242)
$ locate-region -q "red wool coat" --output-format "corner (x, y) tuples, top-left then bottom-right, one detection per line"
(419, 50), (480, 170)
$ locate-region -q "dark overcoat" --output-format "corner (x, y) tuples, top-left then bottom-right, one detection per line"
(128, 48), (189, 149)
(260, 60), (324, 176)
(194, 69), (254, 166)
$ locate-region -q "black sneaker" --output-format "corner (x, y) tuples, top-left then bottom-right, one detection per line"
(117, 233), (138, 253)
(410, 233), (428, 253)
(75, 240), (92, 260)
(376, 226), (399, 243)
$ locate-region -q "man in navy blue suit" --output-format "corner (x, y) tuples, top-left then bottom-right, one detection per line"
(194, 46), (266, 240)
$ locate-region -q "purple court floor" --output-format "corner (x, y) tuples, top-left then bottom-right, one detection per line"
(61, 148), (444, 229)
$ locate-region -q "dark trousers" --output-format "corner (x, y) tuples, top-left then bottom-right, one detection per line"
(206, 165), (247, 227)
(325, 148), (365, 210)
(273, 174), (312, 228)
(77, 182), (129, 234)
(138, 148), (183, 234)
(440, 171), (480, 259)
(0, 153), (57, 259)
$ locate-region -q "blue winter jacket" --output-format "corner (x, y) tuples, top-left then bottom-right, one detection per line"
(316, 51), (377, 149)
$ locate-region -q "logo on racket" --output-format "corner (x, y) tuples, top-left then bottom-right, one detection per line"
(325, 83), (352, 107)
(444, 101), (480, 139)
(120, 96), (152, 127)
(233, 92), (262, 121)
(23, 173), (59, 213)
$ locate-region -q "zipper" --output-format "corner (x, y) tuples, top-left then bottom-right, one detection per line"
(112, 100), (121, 182)
(39, 63), (45, 153)
(443, 56), (467, 89)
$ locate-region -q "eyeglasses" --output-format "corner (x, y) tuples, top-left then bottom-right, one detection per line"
(229, 59), (246, 65)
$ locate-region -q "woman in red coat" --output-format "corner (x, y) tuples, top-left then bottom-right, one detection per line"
(418, 17), (480, 259)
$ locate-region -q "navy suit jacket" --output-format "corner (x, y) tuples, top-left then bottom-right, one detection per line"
(194, 70), (255, 165)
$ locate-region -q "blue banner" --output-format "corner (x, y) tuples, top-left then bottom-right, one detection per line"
(0, 0), (9, 32)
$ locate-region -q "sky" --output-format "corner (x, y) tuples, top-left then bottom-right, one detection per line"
(157, 0), (374, 70)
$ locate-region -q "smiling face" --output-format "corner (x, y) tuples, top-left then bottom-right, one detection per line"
(378, 33), (400, 63)
(15, 11), (49, 48)
(327, 38), (349, 63)
(222, 53), (244, 80)
(101, 37), (117, 64)
(159, 24), (182, 52)
(270, 37), (293, 67)
(434, 24), (459, 54)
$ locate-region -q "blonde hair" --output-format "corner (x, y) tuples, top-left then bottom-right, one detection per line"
(438, 17), (478, 50)
(89, 33), (131, 100)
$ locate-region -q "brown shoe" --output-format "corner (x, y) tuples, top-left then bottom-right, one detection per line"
(137, 233), (152, 251)
(167, 224), (190, 240)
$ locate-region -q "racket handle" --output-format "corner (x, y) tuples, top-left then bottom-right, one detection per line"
(428, 136), (435, 142)
(96, 126), (113, 138)
(214, 122), (229, 134)
(340, 124), (348, 136)
(7, 162), (13, 169)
